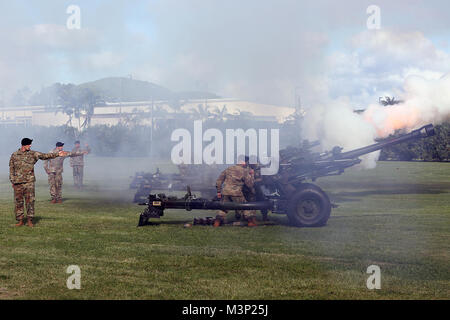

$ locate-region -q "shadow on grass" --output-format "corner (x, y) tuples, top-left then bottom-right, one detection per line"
(328, 196), (361, 203)
(31, 216), (43, 224)
(137, 219), (190, 227)
(138, 215), (296, 228)
(329, 184), (448, 203)
(26, 216), (61, 226)
(330, 213), (401, 219)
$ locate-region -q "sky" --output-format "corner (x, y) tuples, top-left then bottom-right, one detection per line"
(1, 0), (450, 108)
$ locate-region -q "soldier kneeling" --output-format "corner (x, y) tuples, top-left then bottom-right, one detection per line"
(214, 156), (257, 227)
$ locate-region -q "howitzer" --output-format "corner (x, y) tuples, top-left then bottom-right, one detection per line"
(130, 164), (226, 202)
(138, 124), (435, 227)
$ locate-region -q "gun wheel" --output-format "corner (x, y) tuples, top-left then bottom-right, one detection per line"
(287, 183), (331, 227)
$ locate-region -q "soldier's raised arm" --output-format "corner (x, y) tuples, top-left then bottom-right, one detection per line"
(65, 150), (87, 158)
(34, 151), (60, 161)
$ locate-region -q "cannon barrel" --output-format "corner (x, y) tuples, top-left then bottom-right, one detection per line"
(150, 199), (273, 211)
(332, 124), (435, 160)
(137, 196), (275, 226)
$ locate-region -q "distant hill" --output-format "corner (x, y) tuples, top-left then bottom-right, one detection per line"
(78, 77), (173, 102)
(78, 77), (220, 102)
(27, 77), (220, 106)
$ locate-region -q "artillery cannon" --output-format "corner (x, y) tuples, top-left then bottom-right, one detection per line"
(138, 124), (435, 227)
(130, 164), (226, 202)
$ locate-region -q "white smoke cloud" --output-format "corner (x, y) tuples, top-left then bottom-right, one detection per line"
(301, 97), (379, 168)
(302, 72), (450, 168)
(302, 29), (450, 168)
(364, 73), (450, 136)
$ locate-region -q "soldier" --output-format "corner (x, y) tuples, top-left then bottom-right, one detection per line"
(244, 156), (269, 221)
(214, 155), (257, 227)
(178, 162), (188, 177)
(9, 138), (66, 227)
(69, 140), (91, 189)
(44, 142), (86, 203)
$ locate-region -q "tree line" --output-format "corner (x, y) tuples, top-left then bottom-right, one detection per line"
(379, 122), (449, 161)
(5, 83), (449, 161)
(1, 120), (448, 161)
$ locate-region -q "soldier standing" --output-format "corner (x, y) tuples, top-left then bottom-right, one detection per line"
(178, 162), (188, 177)
(44, 142), (86, 203)
(214, 156), (257, 227)
(9, 138), (66, 227)
(70, 140), (91, 189)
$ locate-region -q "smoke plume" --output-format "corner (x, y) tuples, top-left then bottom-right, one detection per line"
(302, 73), (450, 168)
(363, 73), (450, 136)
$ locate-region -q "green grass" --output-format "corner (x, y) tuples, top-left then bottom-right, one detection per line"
(0, 159), (449, 299)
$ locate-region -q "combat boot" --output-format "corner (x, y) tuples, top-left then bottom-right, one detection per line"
(51, 199), (56, 204)
(15, 219), (24, 227)
(57, 199), (63, 203)
(247, 217), (258, 227)
(261, 210), (269, 221)
(213, 215), (224, 228)
(26, 217), (34, 228)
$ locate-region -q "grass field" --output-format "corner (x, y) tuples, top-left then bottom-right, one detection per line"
(0, 157), (449, 300)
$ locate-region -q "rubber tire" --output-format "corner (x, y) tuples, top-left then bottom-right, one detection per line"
(287, 183), (331, 227)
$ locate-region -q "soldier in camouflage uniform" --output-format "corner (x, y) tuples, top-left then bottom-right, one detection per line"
(69, 140), (91, 189)
(178, 162), (189, 177)
(244, 157), (269, 221)
(9, 138), (66, 227)
(214, 156), (257, 227)
(44, 142), (86, 203)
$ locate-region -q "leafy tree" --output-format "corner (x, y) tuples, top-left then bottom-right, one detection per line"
(54, 84), (102, 128)
(29, 83), (62, 106)
(379, 122), (449, 161)
(11, 87), (33, 106)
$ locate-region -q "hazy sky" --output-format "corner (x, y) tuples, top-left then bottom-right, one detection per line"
(1, 0), (449, 107)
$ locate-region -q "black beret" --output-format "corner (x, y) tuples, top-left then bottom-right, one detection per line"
(74, 140), (80, 144)
(237, 155), (246, 163)
(21, 138), (33, 146)
(56, 142), (64, 147)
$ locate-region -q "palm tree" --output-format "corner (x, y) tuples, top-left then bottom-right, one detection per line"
(55, 84), (101, 129)
(168, 98), (187, 113)
(79, 88), (102, 128)
(190, 104), (213, 121)
(211, 104), (231, 123)
(379, 96), (403, 106)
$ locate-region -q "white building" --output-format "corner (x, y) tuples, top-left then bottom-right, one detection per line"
(0, 99), (295, 127)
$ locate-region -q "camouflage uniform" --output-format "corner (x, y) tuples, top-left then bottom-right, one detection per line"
(245, 163), (268, 220)
(9, 149), (59, 221)
(70, 145), (90, 188)
(178, 163), (188, 177)
(44, 149), (83, 201)
(215, 164), (255, 221)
